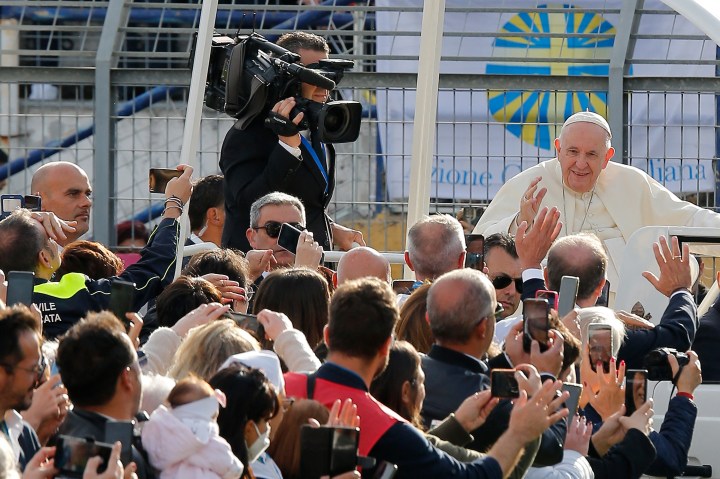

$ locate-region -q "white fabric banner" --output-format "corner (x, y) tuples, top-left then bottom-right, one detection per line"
(376, 0), (717, 201)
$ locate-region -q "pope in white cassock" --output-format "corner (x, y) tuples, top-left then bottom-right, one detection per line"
(473, 111), (720, 293)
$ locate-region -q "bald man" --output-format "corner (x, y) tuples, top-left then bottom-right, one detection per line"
(335, 246), (391, 286)
(31, 162), (92, 245)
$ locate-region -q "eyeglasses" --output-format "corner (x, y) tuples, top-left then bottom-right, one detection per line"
(252, 221), (305, 239)
(494, 303), (505, 320)
(1, 355), (47, 386)
(491, 274), (523, 293)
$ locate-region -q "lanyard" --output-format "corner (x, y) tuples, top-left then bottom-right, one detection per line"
(300, 136), (329, 194)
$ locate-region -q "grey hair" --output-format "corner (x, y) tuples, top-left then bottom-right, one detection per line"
(577, 306), (625, 357)
(427, 268), (494, 343)
(407, 215), (466, 279)
(249, 192), (306, 228)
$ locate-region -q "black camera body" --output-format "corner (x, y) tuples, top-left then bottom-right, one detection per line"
(202, 32), (362, 143)
(644, 347), (689, 381)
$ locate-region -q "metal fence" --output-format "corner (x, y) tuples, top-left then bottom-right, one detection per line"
(0, 0), (719, 254)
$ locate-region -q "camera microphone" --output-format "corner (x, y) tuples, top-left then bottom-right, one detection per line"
(286, 63), (336, 91)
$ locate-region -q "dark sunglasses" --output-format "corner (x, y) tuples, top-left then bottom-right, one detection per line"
(491, 274), (523, 293)
(252, 221), (305, 239)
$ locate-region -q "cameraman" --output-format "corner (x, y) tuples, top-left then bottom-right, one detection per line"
(220, 32), (365, 253)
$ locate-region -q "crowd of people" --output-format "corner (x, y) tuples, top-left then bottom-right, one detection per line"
(0, 31), (717, 479)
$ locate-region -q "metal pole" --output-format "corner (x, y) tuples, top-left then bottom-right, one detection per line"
(403, 0), (445, 278)
(173, 0), (218, 279)
(94, 0), (129, 245)
(608, 0), (639, 164)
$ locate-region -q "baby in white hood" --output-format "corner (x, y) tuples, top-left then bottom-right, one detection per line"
(142, 376), (245, 479)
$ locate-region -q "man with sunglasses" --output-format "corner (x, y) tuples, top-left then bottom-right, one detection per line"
(0, 306), (43, 469)
(484, 233), (523, 320)
(246, 192), (312, 273)
(220, 31), (364, 253)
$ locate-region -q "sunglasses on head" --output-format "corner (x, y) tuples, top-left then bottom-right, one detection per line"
(491, 274), (523, 293)
(252, 221), (305, 239)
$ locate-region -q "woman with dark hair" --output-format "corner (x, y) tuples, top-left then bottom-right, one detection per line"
(396, 283), (434, 354)
(209, 364), (280, 479)
(252, 267), (330, 350)
(183, 248), (250, 313)
(370, 340), (425, 429)
(156, 276), (222, 328)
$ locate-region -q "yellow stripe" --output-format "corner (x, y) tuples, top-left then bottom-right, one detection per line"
(34, 273), (88, 299)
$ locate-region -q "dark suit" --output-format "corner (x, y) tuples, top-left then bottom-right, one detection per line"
(692, 297), (720, 382)
(219, 118), (336, 252)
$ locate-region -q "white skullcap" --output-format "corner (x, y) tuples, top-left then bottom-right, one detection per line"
(562, 111), (612, 138)
(220, 350), (285, 393)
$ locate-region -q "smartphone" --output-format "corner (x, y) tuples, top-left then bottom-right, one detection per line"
(55, 435), (113, 477)
(587, 323), (614, 373)
(625, 370), (648, 416)
(372, 461), (398, 479)
(227, 311), (264, 338)
(595, 280), (611, 307)
(491, 369), (520, 398)
(562, 382), (583, 416)
(108, 280), (135, 326)
(148, 168), (182, 194)
(557, 275), (580, 317)
(464, 234), (484, 270)
(277, 222), (303, 255)
(522, 298), (550, 353)
(535, 290), (559, 310)
(6, 271), (35, 307)
(300, 425), (360, 477)
(0, 194), (23, 219)
(23, 195), (42, 211)
(392, 279), (416, 295)
(104, 420), (134, 465)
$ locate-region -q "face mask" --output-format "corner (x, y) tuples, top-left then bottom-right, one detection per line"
(246, 421), (271, 464)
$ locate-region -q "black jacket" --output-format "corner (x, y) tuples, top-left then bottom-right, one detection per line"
(55, 409), (154, 479)
(219, 119), (336, 252)
(693, 297), (720, 382)
(35, 218), (180, 339)
(421, 345), (566, 466)
(587, 428), (656, 479)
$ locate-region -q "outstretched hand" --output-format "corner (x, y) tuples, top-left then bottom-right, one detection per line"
(642, 236), (691, 297)
(515, 206), (562, 270)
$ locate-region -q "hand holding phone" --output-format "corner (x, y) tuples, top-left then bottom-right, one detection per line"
(227, 311), (264, 338)
(491, 369), (520, 398)
(300, 425), (360, 477)
(522, 298), (550, 353)
(55, 435), (114, 476)
(6, 271), (35, 307)
(108, 280), (135, 327)
(587, 324), (614, 373)
(624, 370), (648, 416)
(149, 168), (183, 193)
(277, 222), (302, 254)
(535, 290), (559, 310)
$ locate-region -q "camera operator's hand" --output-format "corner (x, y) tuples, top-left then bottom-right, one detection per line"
(642, 235), (692, 297)
(453, 390), (498, 432)
(590, 405), (627, 456)
(618, 399), (654, 436)
(515, 206), (562, 271)
(22, 446), (58, 479)
(671, 350), (702, 396)
(331, 223), (366, 251)
(295, 230), (323, 269)
(272, 98), (303, 148)
(162, 164), (193, 220)
(564, 415), (593, 456)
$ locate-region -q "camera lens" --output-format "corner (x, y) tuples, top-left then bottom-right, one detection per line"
(323, 106), (349, 135)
